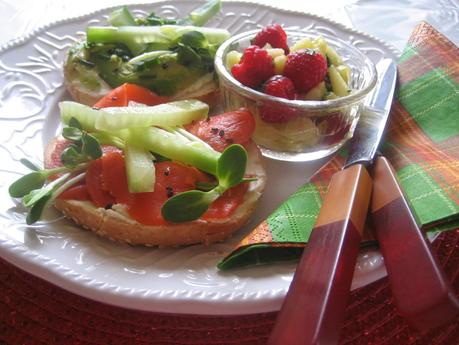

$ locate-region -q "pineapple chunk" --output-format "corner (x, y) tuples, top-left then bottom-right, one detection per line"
(225, 50), (242, 70)
(325, 92), (338, 100)
(274, 55), (287, 74)
(303, 82), (326, 100)
(328, 65), (350, 96)
(325, 46), (343, 66)
(290, 38), (314, 52)
(336, 64), (351, 84)
(312, 37), (328, 56)
(266, 48), (285, 59)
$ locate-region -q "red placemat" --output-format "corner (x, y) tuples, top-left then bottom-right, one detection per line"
(0, 230), (458, 345)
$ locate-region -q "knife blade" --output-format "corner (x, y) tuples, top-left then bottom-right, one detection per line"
(268, 59), (396, 345)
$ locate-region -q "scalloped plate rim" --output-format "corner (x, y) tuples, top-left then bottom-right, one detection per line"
(0, 0), (400, 315)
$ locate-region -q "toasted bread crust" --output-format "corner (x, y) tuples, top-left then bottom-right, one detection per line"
(53, 142), (266, 247)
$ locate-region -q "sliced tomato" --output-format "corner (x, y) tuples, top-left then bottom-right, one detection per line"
(93, 83), (169, 108)
(186, 108), (256, 152)
(58, 184), (90, 201)
(100, 151), (133, 204)
(86, 159), (115, 208)
(203, 183), (248, 219)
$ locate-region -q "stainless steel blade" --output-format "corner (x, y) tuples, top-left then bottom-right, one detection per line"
(344, 59), (397, 168)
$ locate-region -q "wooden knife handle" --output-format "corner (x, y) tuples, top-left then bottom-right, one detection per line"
(371, 156), (459, 330)
(268, 164), (372, 345)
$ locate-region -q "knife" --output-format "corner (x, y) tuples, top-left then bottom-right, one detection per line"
(268, 59), (395, 345)
(371, 154), (459, 330)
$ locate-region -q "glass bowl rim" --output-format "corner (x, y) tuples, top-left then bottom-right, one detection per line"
(214, 29), (378, 111)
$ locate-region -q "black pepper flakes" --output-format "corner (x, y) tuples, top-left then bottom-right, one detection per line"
(104, 204), (113, 210)
(218, 130), (225, 137)
(162, 62), (169, 69)
(166, 186), (174, 198)
(211, 127), (219, 134)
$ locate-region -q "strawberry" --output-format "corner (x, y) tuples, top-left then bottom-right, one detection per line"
(231, 45), (274, 88)
(260, 75), (298, 123)
(262, 75), (297, 100)
(283, 49), (327, 93)
(252, 24), (289, 53)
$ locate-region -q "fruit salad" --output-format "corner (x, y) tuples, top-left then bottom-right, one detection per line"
(220, 24), (360, 156)
(227, 24), (352, 104)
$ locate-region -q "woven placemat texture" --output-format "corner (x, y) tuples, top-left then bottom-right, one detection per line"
(0, 229), (458, 345)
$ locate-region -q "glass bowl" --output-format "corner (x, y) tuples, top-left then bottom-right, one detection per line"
(214, 29), (377, 162)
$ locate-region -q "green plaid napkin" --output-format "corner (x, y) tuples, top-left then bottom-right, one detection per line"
(219, 22), (459, 270)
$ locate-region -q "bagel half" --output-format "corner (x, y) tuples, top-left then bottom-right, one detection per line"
(52, 142), (266, 247)
(63, 43), (220, 108)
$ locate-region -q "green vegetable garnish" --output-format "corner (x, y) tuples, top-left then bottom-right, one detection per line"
(9, 118), (102, 223)
(108, 6), (137, 27)
(65, 0), (227, 97)
(135, 0), (221, 27)
(59, 100), (209, 132)
(161, 144), (248, 223)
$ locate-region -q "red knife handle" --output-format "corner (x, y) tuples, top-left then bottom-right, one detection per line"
(371, 156), (459, 330)
(269, 164), (372, 345)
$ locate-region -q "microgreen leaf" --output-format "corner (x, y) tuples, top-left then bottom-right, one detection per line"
(22, 184), (54, 208)
(81, 133), (102, 160)
(68, 117), (83, 129)
(217, 144), (247, 189)
(20, 158), (41, 171)
(161, 189), (219, 223)
(8, 172), (47, 198)
(26, 193), (52, 225)
(177, 43), (202, 67)
(61, 145), (84, 168)
(196, 181), (218, 192)
(180, 31), (208, 49)
(62, 127), (83, 141)
(160, 144), (249, 223)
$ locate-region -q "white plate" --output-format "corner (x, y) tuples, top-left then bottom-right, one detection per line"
(0, 0), (398, 315)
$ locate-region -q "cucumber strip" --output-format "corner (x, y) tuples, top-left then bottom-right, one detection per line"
(126, 50), (171, 65)
(86, 26), (169, 55)
(95, 100), (209, 131)
(328, 65), (350, 97)
(108, 6), (137, 27)
(124, 140), (155, 193)
(131, 127), (220, 175)
(185, 0), (221, 26)
(160, 25), (230, 45)
(86, 26), (230, 49)
(59, 101), (99, 131)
